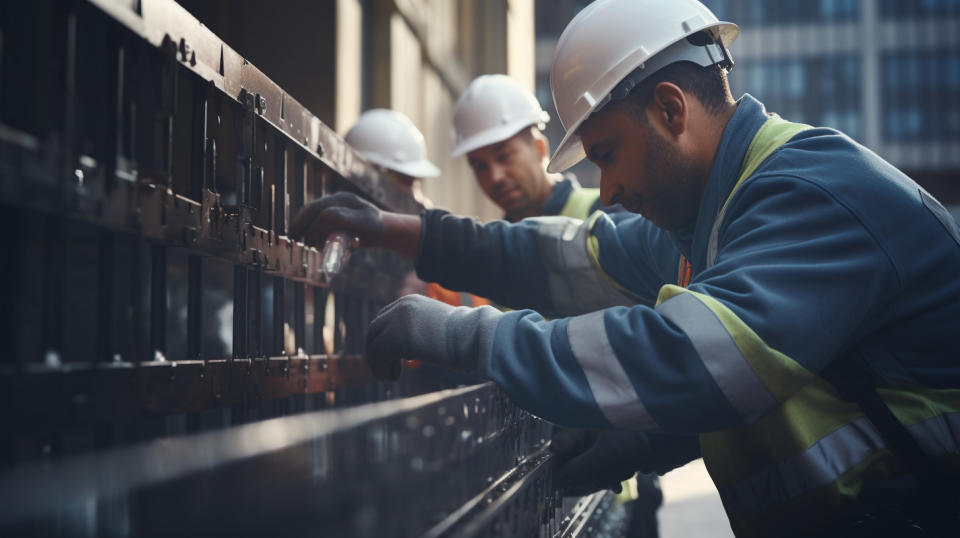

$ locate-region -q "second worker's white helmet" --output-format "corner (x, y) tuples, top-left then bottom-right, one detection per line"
(451, 74), (551, 157)
(547, 0), (738, 173)
(345, 109), (441, 178)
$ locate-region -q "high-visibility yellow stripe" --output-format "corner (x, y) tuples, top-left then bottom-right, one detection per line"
(584, 212), (650, 304)
(707, 116), (811, 268)
(701, 383), (864, 486)
(723, 115), (812, 219)
(655, 292), (778, 423)
(657, 285), (824, 403)
(559, 188), (601, 220)
(718, 411), (960, 537)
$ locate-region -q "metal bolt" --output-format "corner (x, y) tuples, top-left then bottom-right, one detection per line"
(43, 350), (61, 368)
(178, 38), (192, 63)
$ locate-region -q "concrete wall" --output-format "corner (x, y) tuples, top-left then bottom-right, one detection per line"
(365, 0), (536, 220)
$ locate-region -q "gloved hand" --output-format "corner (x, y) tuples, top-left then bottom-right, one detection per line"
(638, 432), (702, 476)
(364, 294), (501, 380)
(290, 192), (383, 248)
(550, 428), (651, 496)
(550, 428), (702, 496)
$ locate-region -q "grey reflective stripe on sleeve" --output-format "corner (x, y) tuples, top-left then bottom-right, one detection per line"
(567, 311), (659, 431)
(718, 411), (960, 514)
(910, 410), (960, 456)
(531, 216), (646, 316)
(459, 292), (473, 307)
(718, 416), (884, 514)
(706, 213), (723, 269)
(655, 293), (778, 424)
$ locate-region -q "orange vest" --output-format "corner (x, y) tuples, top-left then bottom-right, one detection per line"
(425, 282), (491, 307)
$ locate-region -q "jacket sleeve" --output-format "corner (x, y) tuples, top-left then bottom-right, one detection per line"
(474, 176), (900, 432)
(415, 210), (677, 317)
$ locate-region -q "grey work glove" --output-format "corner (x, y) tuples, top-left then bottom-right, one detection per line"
(290, 192), (383, 248)
(550, 428), (702, 496)
(364, 294), (501, 380)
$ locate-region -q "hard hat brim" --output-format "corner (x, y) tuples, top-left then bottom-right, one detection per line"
(547, 128), (587, 174)
(451, 120), (543, 158)
(361, 152), (441, 178)
(387, 159), (442, 179)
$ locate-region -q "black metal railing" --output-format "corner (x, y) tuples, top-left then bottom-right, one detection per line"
(0, 1), (627, 536)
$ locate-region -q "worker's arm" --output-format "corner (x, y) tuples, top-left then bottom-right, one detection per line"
(291, 192), (680, 317)
(414, 209), (680, 316)
(367, 175), (899, 432)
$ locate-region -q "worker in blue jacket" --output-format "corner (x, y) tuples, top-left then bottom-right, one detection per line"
(292, 1), (960, 536)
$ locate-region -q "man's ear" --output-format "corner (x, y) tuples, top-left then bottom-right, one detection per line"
(650, 82), (687, 137)
(532, 129), (549, 160)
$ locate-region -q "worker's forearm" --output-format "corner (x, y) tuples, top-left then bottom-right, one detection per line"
(416, 210), (552, 309)
(379, 212), (422, 260)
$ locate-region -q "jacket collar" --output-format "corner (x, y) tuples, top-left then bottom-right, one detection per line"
(522, 173), (580, 219)
(671, 94), (771, 269)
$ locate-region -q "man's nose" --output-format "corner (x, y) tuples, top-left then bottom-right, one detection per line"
(489, 164), (508, 186)
(600, 176), (622, 206)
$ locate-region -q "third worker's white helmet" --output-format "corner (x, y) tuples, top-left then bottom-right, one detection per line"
(547, 0), (739, 173)
(451, 74), (551, 157)
(345, 109), (441, 178)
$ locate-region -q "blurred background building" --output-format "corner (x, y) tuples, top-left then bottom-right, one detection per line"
(177, 0), (535, 221)
(537, 0), (960, 221)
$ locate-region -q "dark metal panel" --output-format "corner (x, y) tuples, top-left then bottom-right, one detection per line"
(0, 1), (629, 536)
(0, 383), (567, 537)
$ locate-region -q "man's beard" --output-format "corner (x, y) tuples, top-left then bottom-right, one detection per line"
(640, 128), (701, 230)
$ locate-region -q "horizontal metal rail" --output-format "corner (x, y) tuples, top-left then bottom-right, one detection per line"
(0, 382), (554, 537)
(0, 355), (375, 432)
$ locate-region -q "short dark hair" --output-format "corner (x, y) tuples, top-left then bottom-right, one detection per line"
(623, 60), (733, 119)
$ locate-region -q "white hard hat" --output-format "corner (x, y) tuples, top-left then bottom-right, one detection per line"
(451, 74), (551, 157)
(345, 109), (441, 178)
(547, 0), (738, 173)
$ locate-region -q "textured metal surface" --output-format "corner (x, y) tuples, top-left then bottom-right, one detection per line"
(0, 0), (628, 536)
(0, 0), (418, 458)
(0, 383), (555, 536)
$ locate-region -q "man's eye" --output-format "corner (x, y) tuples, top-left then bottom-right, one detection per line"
(589, 147), (614, 164)
(496, 152), (512, 164)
